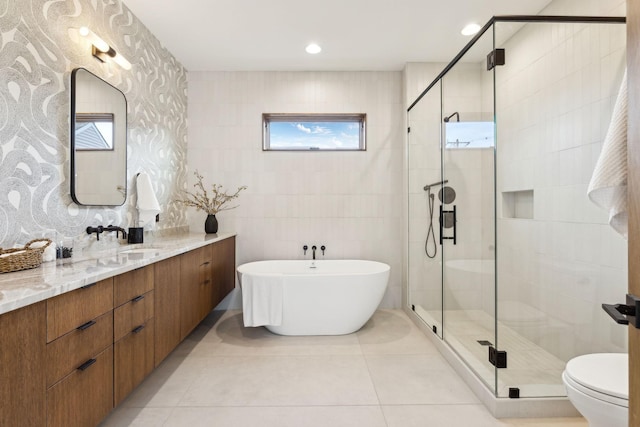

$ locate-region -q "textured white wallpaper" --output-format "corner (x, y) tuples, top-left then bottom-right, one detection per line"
(0, 0), (188, 248)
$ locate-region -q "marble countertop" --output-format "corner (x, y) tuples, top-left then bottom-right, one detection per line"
(0, 232), (236, 316)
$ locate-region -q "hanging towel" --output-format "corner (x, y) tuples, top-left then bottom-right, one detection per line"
(136, 172), (161, 229)
(241, 273), (284, 327)
(588, 70), (628, 239)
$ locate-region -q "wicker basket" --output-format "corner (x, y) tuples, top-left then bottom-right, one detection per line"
(0, 238), (52, 274)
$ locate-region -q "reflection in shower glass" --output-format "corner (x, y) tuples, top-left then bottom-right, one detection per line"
(445, 121), (494, 149)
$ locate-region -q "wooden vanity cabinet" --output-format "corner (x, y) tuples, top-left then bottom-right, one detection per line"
(154, 255), (182, 366)
(45, 278), (114, 427)
(0, 301), (46, 427)
(113, 266), (155, 406)
(1, 236), (236, 427)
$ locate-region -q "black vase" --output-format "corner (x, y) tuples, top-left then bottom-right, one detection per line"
(204, 214), (218, 234)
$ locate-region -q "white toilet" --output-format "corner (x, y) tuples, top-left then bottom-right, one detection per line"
(562, 353), (628, 427)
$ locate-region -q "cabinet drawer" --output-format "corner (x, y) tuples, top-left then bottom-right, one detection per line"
(47, 346), (113, 427)
(46, 278), (113, 343)
(114, 266), (154, 307)
(46, 311), (113, 388)
(114, 320), (154, 405)
(114, 290), (154, 342)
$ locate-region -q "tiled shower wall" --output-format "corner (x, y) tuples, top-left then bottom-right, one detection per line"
(187, 71), (404, 308)
(0, 0), (188, 249)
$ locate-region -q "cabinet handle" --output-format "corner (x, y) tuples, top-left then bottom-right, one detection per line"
(131, 294), (145, 303)
(132, 324), (145, 334)
(202, 261), (211, 266)
(77, 358), (97, 371)
(203, 279), (211, 285)
(76, 320), (96, 331)
(81, 282), (97, 289)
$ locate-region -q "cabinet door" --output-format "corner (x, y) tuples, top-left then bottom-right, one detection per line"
(46, 278), (113, 342)
(114, 321), (154, 406)
(200, 245), (214, 317)
(114, 265), (154, 307)
(155, 256), (181, 366)
(180, 249), (200, 339)
(47, 346), (113, 427)
(46, 311), (113, 388)
(0, 301), (46, 427)
(180, 247), (211, 339)
(212, 236), (236, 307)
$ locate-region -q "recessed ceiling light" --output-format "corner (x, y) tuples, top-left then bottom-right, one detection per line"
(305, 43), (322, 54)
(461, 23), (481, 36)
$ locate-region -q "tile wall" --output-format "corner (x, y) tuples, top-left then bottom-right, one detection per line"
(187, 71), (404, 308)
(0, 0), (188, 249)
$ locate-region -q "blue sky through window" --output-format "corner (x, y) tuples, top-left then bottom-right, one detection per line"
(269, 121), (361, 150)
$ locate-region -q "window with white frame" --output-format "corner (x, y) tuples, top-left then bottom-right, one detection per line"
(263, 113), (366, 151)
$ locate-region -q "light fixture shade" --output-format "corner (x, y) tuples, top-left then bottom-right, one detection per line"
(75, 26), (131, 70)
(78, 26), (110, 52)
(305, 43), (322, 54)
(112, 52), (132, 70)
(461, 23), (481, 36)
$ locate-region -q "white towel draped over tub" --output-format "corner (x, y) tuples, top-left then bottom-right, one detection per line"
(241, 273), (284, 327)
(136, 172), (161, 230)
(588, 70), (628, 239)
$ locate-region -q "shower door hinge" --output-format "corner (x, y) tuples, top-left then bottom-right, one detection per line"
(487, 48), (505, 71)
(489, 346), (507, 369)
(508, 387), (520, 399)
(407, 126), (411, 133)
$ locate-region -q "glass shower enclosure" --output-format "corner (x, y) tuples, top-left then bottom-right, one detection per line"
(407, 16), (627, 399)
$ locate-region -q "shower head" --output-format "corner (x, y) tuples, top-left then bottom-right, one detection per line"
(423, 180), (449, 191)
(443, 112), (460, 123)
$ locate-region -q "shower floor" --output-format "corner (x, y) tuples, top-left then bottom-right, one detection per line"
(415, 306), (567, 398)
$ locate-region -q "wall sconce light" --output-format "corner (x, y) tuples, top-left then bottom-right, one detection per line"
(77, 26), (132, 70)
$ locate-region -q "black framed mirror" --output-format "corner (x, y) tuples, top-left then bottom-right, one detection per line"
(70, 68), (127, 206)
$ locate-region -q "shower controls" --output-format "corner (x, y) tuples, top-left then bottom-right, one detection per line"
(312, 246), (317, 260)
(602, 293), (640, 328)
(303, 245), (308, 255)
(321, 245), (326, 255)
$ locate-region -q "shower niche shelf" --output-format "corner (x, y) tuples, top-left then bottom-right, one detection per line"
(502, 190), (533, 219)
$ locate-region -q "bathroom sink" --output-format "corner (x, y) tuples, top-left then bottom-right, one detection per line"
(119, 247), (161, 255)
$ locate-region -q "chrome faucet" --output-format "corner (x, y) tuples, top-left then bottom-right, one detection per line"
(312, 245), (317, 260)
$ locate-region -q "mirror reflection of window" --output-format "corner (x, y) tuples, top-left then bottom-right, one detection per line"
(74, 113), (114, 150)
(445, 121), (495, 149)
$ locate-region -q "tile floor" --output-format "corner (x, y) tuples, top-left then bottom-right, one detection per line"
(101, 309), (586, 427)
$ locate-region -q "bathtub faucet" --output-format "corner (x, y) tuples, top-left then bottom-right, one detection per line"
(312, 245), (317, 260)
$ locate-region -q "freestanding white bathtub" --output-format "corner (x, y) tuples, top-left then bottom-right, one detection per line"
(237, 260), (390, 336)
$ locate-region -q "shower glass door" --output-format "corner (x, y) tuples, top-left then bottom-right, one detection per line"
(491, 19), (628, 398)
(441, 26), (497, 394)
(407, 80), (443, 339)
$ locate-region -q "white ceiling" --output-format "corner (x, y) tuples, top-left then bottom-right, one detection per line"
(122, 0), (553, 72)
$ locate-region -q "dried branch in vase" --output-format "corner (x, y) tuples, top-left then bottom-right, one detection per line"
(176, 170), (247, 215)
